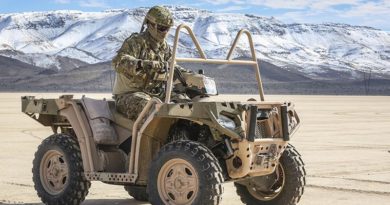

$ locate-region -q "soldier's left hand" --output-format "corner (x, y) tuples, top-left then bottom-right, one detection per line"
(141, 60), (168, 73)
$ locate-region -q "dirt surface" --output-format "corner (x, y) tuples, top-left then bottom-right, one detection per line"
(1, 93), (389, 205)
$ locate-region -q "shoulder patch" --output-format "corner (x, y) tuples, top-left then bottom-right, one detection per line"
(126, 32), (149, 44)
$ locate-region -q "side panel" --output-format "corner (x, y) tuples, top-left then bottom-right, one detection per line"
(156, 102), (244, 140)
(136, 117), (177, 185)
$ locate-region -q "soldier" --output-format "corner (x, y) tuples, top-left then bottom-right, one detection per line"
(112, 6), (186, 120)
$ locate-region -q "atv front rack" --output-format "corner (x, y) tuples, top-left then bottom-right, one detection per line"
(165, 24), (265, 103)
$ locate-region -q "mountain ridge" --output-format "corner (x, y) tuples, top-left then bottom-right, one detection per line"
(0, 6), (389, 94)
(0, 6), (389, 81)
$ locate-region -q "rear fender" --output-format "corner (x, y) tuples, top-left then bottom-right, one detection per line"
(22, 95), (102, 172)
(57, 99), (101, 173)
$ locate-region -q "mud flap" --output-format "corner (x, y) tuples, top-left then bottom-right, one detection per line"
(82, 97), (118, 145)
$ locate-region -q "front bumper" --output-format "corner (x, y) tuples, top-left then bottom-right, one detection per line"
(226, 138), (288, 178)
(226, 102), (300, 179)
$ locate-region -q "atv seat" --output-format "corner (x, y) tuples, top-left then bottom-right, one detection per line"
(108, 101), (134, 130)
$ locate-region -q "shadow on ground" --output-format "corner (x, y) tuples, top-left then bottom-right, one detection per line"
(0, 199), (149, 205)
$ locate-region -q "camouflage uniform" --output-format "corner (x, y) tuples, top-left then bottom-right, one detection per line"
(112, 31), (172, 120)
(112, 6), (189, 120)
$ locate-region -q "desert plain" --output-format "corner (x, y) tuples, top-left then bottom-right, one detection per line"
(0, 93), (389, 205)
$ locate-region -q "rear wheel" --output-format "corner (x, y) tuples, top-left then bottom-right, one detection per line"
(148, 140), (224, 205)
(235, 144), (305, 205)
(32, 134), (90, 205)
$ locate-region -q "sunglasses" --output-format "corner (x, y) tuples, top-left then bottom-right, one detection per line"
(157, 24), (170, 32)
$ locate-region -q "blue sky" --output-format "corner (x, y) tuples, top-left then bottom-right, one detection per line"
(0, 0), (389, 31)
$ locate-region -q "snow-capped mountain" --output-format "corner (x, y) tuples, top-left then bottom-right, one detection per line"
(0, 6), (389, 80)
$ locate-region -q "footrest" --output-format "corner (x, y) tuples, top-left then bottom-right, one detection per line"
(85, 172), (137, 183)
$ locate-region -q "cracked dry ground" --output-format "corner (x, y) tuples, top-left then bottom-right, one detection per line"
(0, 93), (389, 205)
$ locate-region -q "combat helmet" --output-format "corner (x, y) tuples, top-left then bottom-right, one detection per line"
(142, 6), (174, 42)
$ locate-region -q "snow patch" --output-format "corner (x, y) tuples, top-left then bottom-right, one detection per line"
(0, 6), (389, 78)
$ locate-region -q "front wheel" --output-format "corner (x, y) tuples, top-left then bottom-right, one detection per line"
(235, 144), (306, 205)
(148, 140), (224, 205)
(32, 134), (91, 205)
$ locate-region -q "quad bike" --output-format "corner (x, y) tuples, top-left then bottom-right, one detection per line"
(22, 24), (305, 205)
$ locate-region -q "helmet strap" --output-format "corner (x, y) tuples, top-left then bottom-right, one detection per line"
(140, 19), (147, 33)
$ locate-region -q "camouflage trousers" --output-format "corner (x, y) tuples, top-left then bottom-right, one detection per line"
(115, 91), (191, 120)
(115, 92), (152, 121)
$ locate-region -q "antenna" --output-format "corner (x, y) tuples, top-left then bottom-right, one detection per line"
(363, 68), (372, 95)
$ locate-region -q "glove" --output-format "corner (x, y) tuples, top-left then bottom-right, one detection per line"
(139, 60), (168, 73)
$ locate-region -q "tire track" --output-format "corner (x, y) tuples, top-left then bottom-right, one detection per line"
(307, 175), (390, 196)
(2, 181), (33, 188)
(311, 168), (390, 176)
(308, 175), (390, 185)
(21, 130), (42, 140)
(307, 184), (390, 196)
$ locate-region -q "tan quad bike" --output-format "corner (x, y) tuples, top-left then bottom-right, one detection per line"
(22, 24), (305, 205)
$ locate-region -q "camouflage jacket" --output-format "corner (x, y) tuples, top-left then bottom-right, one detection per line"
(112, 31), (172, 95)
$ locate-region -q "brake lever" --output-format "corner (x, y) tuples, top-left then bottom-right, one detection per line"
(174, 67), (187, 86)
(163, 62), (169, 73)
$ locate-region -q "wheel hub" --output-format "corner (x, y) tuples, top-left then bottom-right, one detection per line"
(247, 163), (285, 201)
(158, 159), (199, 205)
(40, 150), (69, 195)
(174, 177), (184, 189)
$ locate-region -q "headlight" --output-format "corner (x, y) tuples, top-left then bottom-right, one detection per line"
(204, 77), (217, 95)
(217, 115), (236, 130)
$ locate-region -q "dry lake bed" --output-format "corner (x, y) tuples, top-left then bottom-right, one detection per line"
(0, 93), (389, 205)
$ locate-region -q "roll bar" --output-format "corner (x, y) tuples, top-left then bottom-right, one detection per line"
(165, 24), (265, 102)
